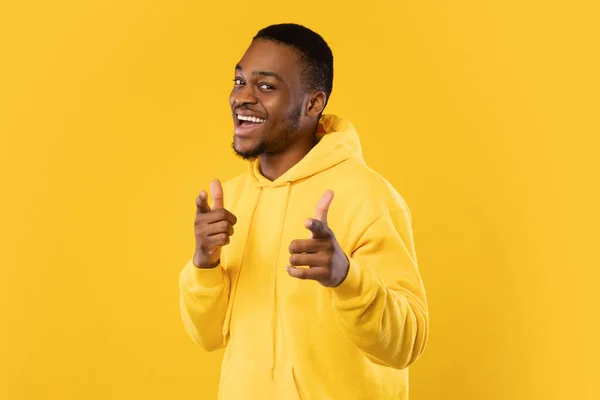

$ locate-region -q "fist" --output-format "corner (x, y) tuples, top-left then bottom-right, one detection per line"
(193, 179), (237, 269)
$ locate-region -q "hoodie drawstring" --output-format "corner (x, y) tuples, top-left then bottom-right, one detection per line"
(270, 181), (292, 378)
(221, 186), (262, 341)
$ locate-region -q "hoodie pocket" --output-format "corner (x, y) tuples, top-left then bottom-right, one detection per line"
(217, 361), (303, 400)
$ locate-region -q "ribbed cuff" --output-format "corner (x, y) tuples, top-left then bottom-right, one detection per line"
(183, 259), (223, 289)
(330, 256), (369, 303)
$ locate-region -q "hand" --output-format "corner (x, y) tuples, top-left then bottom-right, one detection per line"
(193, 179), (237, 269)
(286, 190), (349, 287)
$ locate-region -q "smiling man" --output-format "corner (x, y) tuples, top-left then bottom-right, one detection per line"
(179, 23), (429, 399)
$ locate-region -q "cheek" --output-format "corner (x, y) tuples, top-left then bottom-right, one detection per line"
(263, 95), (293, 120)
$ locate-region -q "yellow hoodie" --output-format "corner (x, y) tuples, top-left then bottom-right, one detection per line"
(179, 115), (429, 399)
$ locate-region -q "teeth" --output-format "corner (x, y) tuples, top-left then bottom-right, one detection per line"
(237, 114), (266, 123)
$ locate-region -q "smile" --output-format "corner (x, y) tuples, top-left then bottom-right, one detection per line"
(237, 114), (266, 123)
(234, 113), (266, 136)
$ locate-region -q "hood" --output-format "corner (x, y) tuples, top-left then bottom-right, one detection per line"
(248, 114), (365, 186)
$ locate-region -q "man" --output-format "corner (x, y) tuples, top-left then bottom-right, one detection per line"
(179, 23), (429, 399)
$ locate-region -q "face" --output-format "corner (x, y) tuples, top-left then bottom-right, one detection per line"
(229, 39), (307, 160)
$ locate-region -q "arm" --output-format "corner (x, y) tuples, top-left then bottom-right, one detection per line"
(179, 259), (230, 351)
(329, 208), (429, 370)
(179, 179), (236, 351)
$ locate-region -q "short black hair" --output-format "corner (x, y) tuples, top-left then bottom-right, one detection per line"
(253, 23), (334, 106)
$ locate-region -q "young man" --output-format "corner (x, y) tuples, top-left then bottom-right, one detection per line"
(179, 23), (429, 399)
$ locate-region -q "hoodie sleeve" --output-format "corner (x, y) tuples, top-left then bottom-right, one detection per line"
(329, 207), (429, 370)
(179, 259), (230, 351)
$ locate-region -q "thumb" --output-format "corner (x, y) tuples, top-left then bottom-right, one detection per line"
(210, 179), (224, 209)
(314, 190), (334, 225)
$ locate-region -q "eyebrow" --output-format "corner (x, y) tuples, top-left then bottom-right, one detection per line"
(236, 64), (284, 83)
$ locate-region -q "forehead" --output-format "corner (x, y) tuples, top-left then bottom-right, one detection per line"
(237, 39), (302, 82)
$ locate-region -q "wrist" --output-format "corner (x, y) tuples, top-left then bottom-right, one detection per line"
(193, 252), (220, 269)
(333, 254), (350, 287)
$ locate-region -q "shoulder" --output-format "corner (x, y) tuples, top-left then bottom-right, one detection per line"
(218, 171), (254, 211)
(323, 159), (412, 246)
(332, 159), (410, 213)
(221, 171), (249, 192)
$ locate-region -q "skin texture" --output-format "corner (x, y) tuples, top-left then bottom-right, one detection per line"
(193, 38), (348, 287)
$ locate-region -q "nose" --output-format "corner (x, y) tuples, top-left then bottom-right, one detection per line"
(231, 83), (258, 108)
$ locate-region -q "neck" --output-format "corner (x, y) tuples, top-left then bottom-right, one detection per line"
(259, 134), (317, 181)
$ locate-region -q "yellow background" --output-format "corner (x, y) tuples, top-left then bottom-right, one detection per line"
(1, 1), (599, 399)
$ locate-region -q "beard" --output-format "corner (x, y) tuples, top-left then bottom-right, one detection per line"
(232, 103), (302, 161)
(231, 139), (266, 161)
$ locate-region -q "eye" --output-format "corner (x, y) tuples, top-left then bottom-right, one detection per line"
(259, 83), (274, 90)
(233, 78), (244, 86)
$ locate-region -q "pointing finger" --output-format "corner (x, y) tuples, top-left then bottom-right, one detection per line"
(196, 190), (211, 214)
(314, 190), (334, 224)
(210, 179), (224, 210)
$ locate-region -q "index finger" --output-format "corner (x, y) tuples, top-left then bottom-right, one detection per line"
(196, 190), (211, 215)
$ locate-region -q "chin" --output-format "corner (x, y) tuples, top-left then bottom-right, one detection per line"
(231, 138), (264, 161)
(233, 136), (254, 152)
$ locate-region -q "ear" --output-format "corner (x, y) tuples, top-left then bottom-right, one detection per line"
(305, 91), (327, 117)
